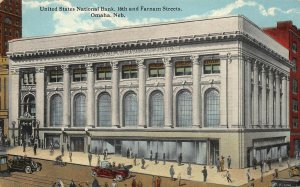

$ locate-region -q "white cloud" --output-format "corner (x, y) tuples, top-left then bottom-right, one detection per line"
(23, 0), (72, 8)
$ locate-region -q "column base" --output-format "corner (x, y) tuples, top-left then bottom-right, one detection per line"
(113, 125), (121, 128)
(192, 124), (201, 128)
(164, 124), (174, 128)
(138, 125), (147, 128)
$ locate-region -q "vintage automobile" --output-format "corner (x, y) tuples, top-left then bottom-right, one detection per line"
(91, 161), (131, 181)
(271, 178), (300, 187)
(7, 156), (42, 174)
(289, 165), (300, 177)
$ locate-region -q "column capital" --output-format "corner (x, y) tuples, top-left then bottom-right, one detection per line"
(85, 63), (94, 72)
(35, 66), (45, 73)
(226, 52), (232, 63)
(137, 59), (146, 69)
(162, 57), (172, 67)
(61, 64), (69, 72)
(10, 68), (20, 75)
(110, 61), (119, 70)
(190, 55), (199, 65)
(261, 65), (266, 73)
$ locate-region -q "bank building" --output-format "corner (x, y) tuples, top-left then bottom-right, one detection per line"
(8, 15), (292, 168)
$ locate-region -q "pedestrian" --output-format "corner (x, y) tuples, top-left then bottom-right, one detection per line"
(127, 148), (130, 158)
(253, 157), (257, 170)
(61, 145), (65, 156)
(69, 179), (76, 187)
(287, 158), (291, 168)
(263, 161), (267, 173)
(267, 157), (272, 170)
(187, 163), (192, 178)
(105, 148), (108, 160)
(273, 169), (279, 179)
(69, 151), (72, 162)
(55, 178), (64, 187)
(227, 155), (231, 169)
(170, 165), (175, 181)
(156, 176), (161, 187)
(67, 143), (70, 152)
(177, 172), (182, 186)
(112, 179), (117, 187)
(260, 160), (263, 172)
(97, 154), (101, 166)
(220, 156), (225, 171)
(152, 176), (156, 187)
(260, 170), (263, 182)
(104, 182), (109, 187)
(246, 169), (251, 183)
(279, 155), (282, 167)
(150, 150), (153, 161)
(94, 147), (98, 154)
(202, 166), (207, 182)
(88, 152), (92, 166)
(225, 170), (232, 183)
(132, 177), (137, 187)
(133, 154), (137, 166)
(163, 153), (166, 165)
(92, 177), (100, 187)
(130, 148), (133, 158)
(178, 153), (182, 166)
(155, 152), (158, 164)
(141, 157), (145, 169)
(23, 140), (26, 152)
(33, 143), (37, 155)
(137, 180), (143, 187)
(216, 158), (220, 172)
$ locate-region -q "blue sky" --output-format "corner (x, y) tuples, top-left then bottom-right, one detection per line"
(22, 0), (300, 37)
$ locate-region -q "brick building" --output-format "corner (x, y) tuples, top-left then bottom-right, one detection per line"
(0, 0), (22, 138)
(264, 21), (300, 157)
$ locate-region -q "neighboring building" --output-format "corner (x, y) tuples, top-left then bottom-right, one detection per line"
(0, 0), (22, 138)
(8, 15), (291, 168)
(264, 21), (300, 157)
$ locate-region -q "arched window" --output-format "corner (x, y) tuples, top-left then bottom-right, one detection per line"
(98, 93), (111, 127)
(149, 91), (164, 127)
(50, 95), (62, 126)
(123, 92), (137, 127)
(176, 90), (192, 127)
(23, 94), (35, 116)
(74, 94), (86, 127)
(205, 89), (220, 127)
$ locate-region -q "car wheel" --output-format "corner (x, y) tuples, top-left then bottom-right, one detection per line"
(115, 174), (123, 181)
(25, 166), (32, 174)
(91, 171), (97, 177)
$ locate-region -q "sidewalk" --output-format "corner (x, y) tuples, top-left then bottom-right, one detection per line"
(7, 146), (292, 186)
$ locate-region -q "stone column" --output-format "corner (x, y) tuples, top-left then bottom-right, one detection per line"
(138, 59), (146, 128)
(9, 68), (20, 141)
(191, 55), (201, 128)
(86, 63), (95, 127)
(268, 69), (274, 126)
(163, 57), (173, 128)
(62, 65), (70, 127)
(244, 58), (252, 128)
(261, 66), (267, 126)
(281, 75), (287, 127)
(275, 71), (281, 127)
(35, 67), (45, 127)
(253, 62), (259, 126)
(287, 77), (290, 128)
(111, 61), (120, 127)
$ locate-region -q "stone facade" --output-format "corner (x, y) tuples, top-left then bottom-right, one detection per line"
(8, 15), (292, 168)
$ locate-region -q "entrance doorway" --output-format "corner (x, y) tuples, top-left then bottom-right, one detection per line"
(70, 137), (84, 152)
(19, 120), (33, 146)
(210, 140), (219, 166)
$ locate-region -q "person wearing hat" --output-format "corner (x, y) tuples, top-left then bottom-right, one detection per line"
(202, 166), (208, 182)
(170, 165), (175, 181)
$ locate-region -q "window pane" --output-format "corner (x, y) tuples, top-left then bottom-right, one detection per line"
(158, 69), (165, 77)
(50, 95), (63, 126)
(149, 69), (158, 77)
(124, 93), (137, 127)
(205, 89), (220, 127)
(150, 92), (164, 127)
(130, 70), (138, 78)
(185, 67), (192, 75)
(176, 67), (184, 76)
(98, 93), (111, 127)
(177, 91), (192, 127)
(212, 64), (220, 73)
(204, 65), (212, 74)
(106, 72), (112, 80)
(74, 94), (86, 127)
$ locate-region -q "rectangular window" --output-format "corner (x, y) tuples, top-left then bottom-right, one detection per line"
(149, 63), (165, 77)
(22, 72), (35, 85)
(292, 42), (297, 53)
(175, 61), (192, 76)
(49, 69), (63, 82)
(293, 99), (298, 112)
(97, 67), (111, 80)
(73, 68), (87, 82)
(293, 118), (298, 128)
(122, 65), (137, 79)
(293, 79), (298, 93)
(292, 58), (297, 72)
(203, 59), (220, 74)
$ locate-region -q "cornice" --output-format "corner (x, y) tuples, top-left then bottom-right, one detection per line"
(8, 31), (291, 68)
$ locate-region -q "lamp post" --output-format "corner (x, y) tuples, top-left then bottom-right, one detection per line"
(36, 120), (40, 147)
(12, 121), (16, 146)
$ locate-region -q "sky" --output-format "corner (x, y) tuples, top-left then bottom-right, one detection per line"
(22, 0), (300, 37)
